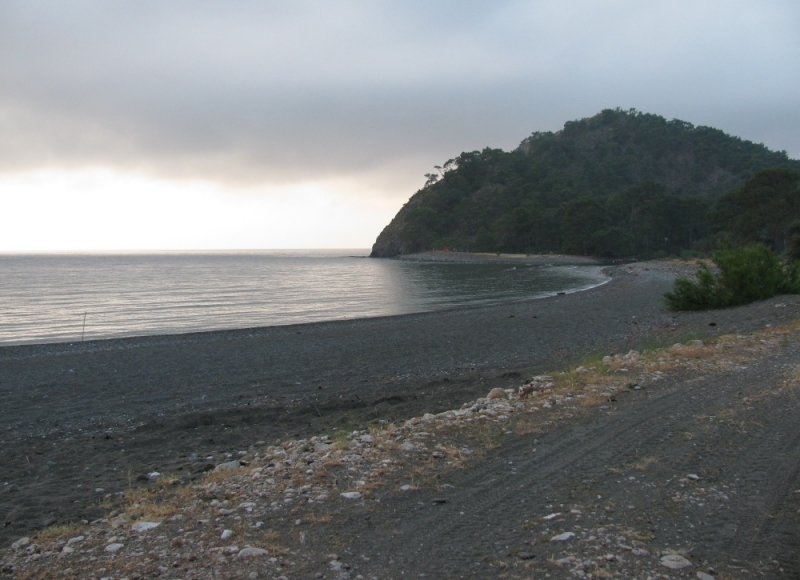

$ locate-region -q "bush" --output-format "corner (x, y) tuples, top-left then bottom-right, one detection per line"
(664, 243), (800, 310)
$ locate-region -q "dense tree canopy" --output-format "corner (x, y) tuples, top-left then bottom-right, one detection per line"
(371, 109), (800, 258)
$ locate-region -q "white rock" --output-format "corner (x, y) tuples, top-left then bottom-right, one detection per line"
(214, 460), (241, 472)
(542, 513), (561, 520)
(66, 535), (85, 545)
(399, 485), (416, 491)
(340, 491), (362, 500)
(11, 537), (30, 550)
(61, 546), (74, 554)
(687, 473), (701, 481)
(360, 434), (374, 443)
(550, 532), (575, 542)
(148, 471), (161, 480)
(221, 529), (234, 540)
(104, 543), (124, 553)
(697, 573), (715, 580)
(131, 521), (161, 532)
(238, 547), (269, 558)
(661, 554), (692, 569)
(487, 388), (507, 399)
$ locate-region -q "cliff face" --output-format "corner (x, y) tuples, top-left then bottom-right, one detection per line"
(371, 108), (800, 258)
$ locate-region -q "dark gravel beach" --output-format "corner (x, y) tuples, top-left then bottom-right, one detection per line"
(2, 261), (799, 547)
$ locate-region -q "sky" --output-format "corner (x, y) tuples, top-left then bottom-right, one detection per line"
(1, 1), (798, 252)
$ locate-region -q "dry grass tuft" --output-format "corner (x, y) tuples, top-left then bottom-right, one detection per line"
(303, 513), (332, 524)
(201, 464), (253, 484)
(629, 456), (659, 471)
(34, 523), (81, 542)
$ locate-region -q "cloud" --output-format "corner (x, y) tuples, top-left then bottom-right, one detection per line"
(0, 0), (798, 198)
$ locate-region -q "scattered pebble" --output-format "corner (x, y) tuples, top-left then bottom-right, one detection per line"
(661, 554), (693, 569)
(131, 521), (160, 532)
(237, 547), (269, 558)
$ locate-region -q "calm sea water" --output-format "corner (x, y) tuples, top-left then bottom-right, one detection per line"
(0, 250), (608, 345)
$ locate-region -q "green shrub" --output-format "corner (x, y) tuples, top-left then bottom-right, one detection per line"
(664, 243), (800, 310)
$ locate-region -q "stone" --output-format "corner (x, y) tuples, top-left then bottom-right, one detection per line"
(687, 473), (701, 481)
(11, 537), (30, 550)
(697, 573), (715, 580)
(359, 434), (374, 443)
(131, 521), (161, 532)
(221, 529), (233, 540)
(238, 547), (269, 558)
(517, 552), (535, 560)
(487, 388), (507, 399)
(550, 532), (575, 542)
(214, 460), (241, 472)
(61, 546), (74, 554)
(66, 535), (85, 545)
(148, 471), (161, 480)
(660, 554), (692, 569)
(340, 492), (362, 500)
(104, 543), (124, 553)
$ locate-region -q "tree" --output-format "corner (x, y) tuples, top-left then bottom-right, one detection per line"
(423, 173), (439, 187)
(713, 168), (800, 251)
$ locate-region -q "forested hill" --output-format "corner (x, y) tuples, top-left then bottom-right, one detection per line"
(370, 109), (800, 258)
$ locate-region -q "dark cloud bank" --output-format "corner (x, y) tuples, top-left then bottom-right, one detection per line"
(0, 1), (798, 195)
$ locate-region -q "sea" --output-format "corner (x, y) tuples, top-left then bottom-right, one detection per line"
(0, 250), (609, 346)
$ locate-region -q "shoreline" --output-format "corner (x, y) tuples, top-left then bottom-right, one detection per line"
(4, 291), (800, 577)
(393, 249), (606, 265)
(2, 261), (796, 547)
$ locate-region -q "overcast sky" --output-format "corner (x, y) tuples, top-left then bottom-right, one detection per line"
(1, 0), (798, 251)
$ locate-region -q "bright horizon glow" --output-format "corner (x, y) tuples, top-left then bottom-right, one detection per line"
(0, 169), (395, 252)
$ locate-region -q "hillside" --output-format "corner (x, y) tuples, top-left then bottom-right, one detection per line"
(371, 108), (800, 258)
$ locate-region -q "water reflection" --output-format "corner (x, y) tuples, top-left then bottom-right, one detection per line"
(0, 252), (607, 345)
